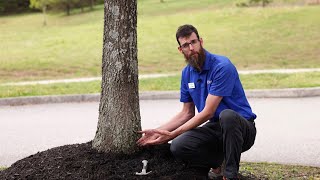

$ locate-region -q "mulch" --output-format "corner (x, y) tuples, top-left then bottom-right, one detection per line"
(0, 141), (254, 180)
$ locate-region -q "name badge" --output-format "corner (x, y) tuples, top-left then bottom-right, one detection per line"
(188, 83), (195, 89)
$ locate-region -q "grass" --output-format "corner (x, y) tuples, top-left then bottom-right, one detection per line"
(0, 1), (319, 83)
(240, 72), (320, 89)
(1, 72), (319, 98)
(240, 162), (320, 179)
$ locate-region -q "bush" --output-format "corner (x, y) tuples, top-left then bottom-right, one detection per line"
(0, 0), (31, 15)
(236, 0), (272, 7)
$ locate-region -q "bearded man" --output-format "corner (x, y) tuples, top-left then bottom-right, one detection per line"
(137, 24), (257, 180)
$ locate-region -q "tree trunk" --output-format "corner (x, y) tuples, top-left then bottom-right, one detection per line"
(66, 4), (70, 15)
(90, 0), (94, 10)
(81, 5), (84, 13)
(42, 5), (47, 26)
(92, 0), (141, 154)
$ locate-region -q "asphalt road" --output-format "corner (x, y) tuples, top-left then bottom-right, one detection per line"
(0, 97), (320, 167)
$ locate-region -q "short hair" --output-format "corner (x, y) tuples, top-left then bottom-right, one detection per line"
(176, 24), (200, 46)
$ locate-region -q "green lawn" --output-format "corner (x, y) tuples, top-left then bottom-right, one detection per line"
(239, 162), (320, 179)
(1, 72), (319, 98)
(0, 1), (319, 83)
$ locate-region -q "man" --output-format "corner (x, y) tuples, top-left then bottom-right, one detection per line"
(137, 24), (257, 180)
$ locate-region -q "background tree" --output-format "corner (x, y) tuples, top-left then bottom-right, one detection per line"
(49, 0), (80, 15)
(92, 0), (141, 154)
(236, 0), (272, 7)
(0, 0), (30, 14)
(250, 0), (272, 7)
(30, 0), (50, 25)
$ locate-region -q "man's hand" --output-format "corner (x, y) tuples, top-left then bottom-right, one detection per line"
(137, 129), (175, 146)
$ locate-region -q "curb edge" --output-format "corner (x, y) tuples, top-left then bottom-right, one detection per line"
(1, 87), (319, 106)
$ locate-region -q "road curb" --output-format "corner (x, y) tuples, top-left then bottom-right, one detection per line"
(1, 87), (320, 106)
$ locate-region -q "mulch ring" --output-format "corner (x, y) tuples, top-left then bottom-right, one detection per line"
(0, 142), (256, 180)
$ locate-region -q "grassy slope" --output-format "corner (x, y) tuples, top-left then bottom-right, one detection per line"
(139, 6), (320, 72)
(0, 1), (319, 83)
(1, 72), (319, 98)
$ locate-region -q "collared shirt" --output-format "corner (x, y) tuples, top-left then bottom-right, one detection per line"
(180, 50), (257, 121)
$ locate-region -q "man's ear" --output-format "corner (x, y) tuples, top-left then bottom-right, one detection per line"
(200, 38), (203, 46)
(178, 46), (183, 53)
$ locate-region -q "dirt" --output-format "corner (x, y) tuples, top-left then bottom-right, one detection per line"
(0, 142), (256, 180)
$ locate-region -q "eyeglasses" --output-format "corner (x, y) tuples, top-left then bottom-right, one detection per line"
(180, 39), (200, 50)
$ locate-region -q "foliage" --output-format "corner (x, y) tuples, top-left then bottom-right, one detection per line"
(236, 0), (273, 7)
(0, 0), (30, 14)
(29, 0), (49, 9)
(1, 0), (103, 16)
(45, 0), (104, 15)
(49, 0), (80, 15)
(47, 0), (103, 15)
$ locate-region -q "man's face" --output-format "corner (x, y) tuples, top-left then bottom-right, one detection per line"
(178, 32), (205, 72)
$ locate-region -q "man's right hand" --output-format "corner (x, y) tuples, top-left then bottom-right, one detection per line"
(137, 129), (177, 146)
(136, 129), (160, 146)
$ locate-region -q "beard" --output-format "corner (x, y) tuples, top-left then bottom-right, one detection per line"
(184, 46), (206, 72)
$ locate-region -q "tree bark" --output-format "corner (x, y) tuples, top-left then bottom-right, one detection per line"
(92, 0), (141, 154)
(42, 5), (47, 26)
(90, 0), (94, 10)
(66, 4), (70, 15)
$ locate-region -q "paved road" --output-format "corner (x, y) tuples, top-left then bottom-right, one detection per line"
(1, 97), (320, 167)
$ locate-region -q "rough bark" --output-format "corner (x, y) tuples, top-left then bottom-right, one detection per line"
(92, 0), (141, 154)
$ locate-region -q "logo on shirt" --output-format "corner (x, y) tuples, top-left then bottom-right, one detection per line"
(207, 80), (212, 85)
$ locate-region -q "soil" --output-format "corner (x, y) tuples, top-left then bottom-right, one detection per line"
(0, 142), (255, 180)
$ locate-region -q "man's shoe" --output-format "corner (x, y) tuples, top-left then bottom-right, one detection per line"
(208, 166), (223, 179)
(208, 160), (225, 179)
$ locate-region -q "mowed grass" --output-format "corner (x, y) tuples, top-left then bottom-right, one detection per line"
(0, 1), (319, 83)
(1, 72), (319, 98)
(239, 162), (320, 179)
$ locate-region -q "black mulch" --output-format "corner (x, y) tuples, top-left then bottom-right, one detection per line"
(0, 142), (255, 180)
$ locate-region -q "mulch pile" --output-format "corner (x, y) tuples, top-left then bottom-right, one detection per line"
(0, 142), (254, 180)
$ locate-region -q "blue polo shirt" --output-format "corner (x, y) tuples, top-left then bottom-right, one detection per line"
(180, 50), (256, 121)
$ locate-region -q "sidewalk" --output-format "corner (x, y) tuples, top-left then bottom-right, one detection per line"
(0, 74), (176, 86)
(1, 68), (320, 86)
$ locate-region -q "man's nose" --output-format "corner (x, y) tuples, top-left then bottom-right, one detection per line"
(189, 43), (194, 51)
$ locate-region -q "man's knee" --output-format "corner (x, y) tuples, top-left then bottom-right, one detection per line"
(170, 136), (186, 158)
(219, 109), (239, 129)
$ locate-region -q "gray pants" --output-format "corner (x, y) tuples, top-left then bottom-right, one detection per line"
(170, 109), (257, 178)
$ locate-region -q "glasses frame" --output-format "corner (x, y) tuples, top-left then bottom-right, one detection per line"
(180, 39), (200, 50)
